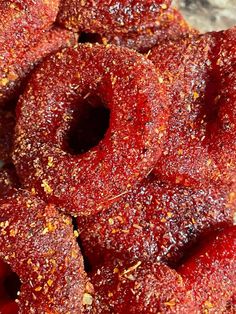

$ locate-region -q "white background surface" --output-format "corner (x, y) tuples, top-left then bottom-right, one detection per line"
(174, 0), (236, 32)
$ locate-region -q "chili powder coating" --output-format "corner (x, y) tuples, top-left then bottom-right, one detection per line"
(0, 191), (86, 313)
(77, 174), (235, 268)
(83, 261), (194, 313)
(0, 164), (20, 199)
(0, 25), (77, 106)
(178, 227), (236, 312)
(0, 0), (60, 105)
(57, 0), (171, 34)
(13, 44), (170, 217)
(97, 8), (198, 53)
(148, 27), (236, 188)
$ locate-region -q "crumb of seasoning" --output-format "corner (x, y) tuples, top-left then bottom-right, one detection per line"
(47, 156), (54, 167)
(193, 91), (200, 100)
(121, 261), (142, 276)
(82, 293), (93, 306)
(47, 279), (53, 287)
(41, 179), (53, 194)
(74, 230), (79, 237)
(164, 299), (176, 307)
(204, 300), (214, 309)
(0, 78), (9, 86)
(108, 218), (114, 225)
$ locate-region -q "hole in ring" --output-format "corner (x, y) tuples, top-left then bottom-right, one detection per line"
(66, 94), (110, 155)
(0, 259), (21, 308)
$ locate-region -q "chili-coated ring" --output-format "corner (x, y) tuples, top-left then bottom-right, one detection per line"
(13, 44), (169, 216)
(57, 0), (171, 34)
(148, 27), (236, 187)
(83, 261), (194, 313)
(0, 191), (86, 313)
(77, 174), (234, 268)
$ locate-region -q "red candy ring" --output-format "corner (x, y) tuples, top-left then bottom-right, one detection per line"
(57, 0), (171, 34)
(0, 191), (86, 313)
(83, 261), (194, 313)
(0, 26), (77, 107)
(178, 227), (236, 312)
(77, 174), (234, 268)
(97, 8), (197, 53)
(0, 0), (60, 105)
(148, 27), (236, 187)
(13, 44), (169, 216)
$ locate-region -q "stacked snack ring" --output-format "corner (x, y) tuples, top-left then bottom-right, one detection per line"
(148, 27), (236, 188)
(84, 227), (236, 313)
(57, 0), (171, 34)
(13, 44), (170, 216)
(77, 174), (234, 268)
(79, 7), (197, 53)
(178, 227), (236, 312)
(0, 0), (235, 312)
(0, 27), (77, 108)
(0, 191), (86, 313)
(99, 8), (198, 52)
(84, 261), (194, 313)
(0, 0), (60, 105)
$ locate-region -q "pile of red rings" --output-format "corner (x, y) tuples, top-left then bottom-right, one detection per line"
(0, 0), (235, 313)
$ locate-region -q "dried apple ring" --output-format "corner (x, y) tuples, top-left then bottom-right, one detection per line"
(77, 174), (235, 268)
(148, 27), (236, 187)
(13, 44), (169, 216)
(0, 191), (86, 313)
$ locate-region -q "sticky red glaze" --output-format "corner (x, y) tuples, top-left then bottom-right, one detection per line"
(57, 0), (171, 34)
(0, 164), (20, 198)
(101, 8), (197, 52)
(148, 27), (236, 188)
(0, 259), (18, 314)
(0, 191), (86, 313)
(178, 227), (236, 312)
(83, 261), (194, 313)
(0, 108), (15, 162)
(77, 174), (234, 268)
(13, 44), (169, 216)
(0, 25), (77, 106)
